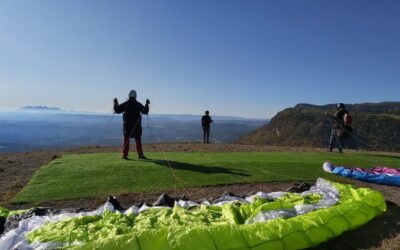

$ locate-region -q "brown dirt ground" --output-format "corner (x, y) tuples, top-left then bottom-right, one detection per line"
(0, 142), (399, 249)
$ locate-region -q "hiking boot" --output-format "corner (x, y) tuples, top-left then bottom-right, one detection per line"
(122, 156), (129, 160)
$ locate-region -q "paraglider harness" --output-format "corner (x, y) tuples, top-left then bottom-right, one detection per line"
(326, 111), (352, 139)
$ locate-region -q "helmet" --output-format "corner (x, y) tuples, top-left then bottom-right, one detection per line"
(129, 90), (137, 99)
(337, 103), (345, 109)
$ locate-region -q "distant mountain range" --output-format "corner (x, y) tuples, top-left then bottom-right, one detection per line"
(21, 106), (62, 111)
(17, 106), (265, 121)
(0, 107), (267, 152)
(238, 102), (400, 152)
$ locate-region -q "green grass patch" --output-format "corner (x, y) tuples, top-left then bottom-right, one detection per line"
(12, 152), (400, 203)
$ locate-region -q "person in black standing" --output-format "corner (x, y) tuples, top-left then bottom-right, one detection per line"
(201, 110), (213, 143)
(327, 103), (351, 153)
(114, 90), (150, 159)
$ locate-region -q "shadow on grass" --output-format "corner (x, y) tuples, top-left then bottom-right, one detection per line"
(138, 159), (250, 177)
(311, 200), (400, 250)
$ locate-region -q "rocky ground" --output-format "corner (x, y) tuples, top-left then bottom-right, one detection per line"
(0, 142), (399, 249)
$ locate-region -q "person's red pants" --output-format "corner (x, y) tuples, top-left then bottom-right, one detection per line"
(122, 135), (143, 157)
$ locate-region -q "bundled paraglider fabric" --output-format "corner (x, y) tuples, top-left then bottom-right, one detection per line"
(0, 178), (386, 250)
(323, 162), (400, 187)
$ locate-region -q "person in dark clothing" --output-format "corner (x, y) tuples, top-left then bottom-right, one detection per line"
(327, 103), (350, 153)
(201, 110), (213, 143)
(114, 90), (150, 159)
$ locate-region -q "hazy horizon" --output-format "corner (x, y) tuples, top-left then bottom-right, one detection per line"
(0, 107), (267, 153)
(3, 100), (399, 120)
(0, 105), (269, 120)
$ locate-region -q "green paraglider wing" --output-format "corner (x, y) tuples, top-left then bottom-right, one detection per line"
(25, 179), (385, 250)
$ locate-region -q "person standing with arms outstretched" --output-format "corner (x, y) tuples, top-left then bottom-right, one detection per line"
(114, 90), (150, 159)
(201, 110), (213, 143)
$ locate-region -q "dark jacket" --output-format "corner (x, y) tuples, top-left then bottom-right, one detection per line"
(114, 98), (149, 138)
(202, 115), (213, 127)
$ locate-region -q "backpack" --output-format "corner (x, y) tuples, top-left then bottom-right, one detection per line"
(344, 113), (352, 126)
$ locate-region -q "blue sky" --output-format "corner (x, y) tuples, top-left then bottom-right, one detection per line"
(0, 1), (399, 118)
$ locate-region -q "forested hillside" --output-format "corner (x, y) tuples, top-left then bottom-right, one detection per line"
(238, 102), (400, 152)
